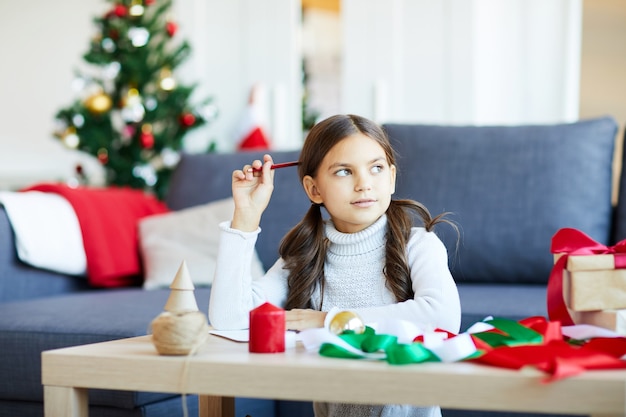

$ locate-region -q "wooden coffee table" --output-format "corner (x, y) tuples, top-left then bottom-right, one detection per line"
(42, 333), (626, 417)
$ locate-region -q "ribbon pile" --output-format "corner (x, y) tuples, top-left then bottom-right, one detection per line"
(300, 316), (626, 382)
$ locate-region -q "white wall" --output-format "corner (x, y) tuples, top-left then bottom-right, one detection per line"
(341, 0), (582, 125)
(0, 0), (105, 188)
(0, 0), (583, 189)
(174, 0), (302, 152)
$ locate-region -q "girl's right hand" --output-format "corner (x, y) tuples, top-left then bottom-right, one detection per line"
(230, 154), (274, 232)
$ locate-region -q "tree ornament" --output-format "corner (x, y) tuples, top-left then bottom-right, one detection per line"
(133, 164), (157, 186)
(97, 148), (109, 164)
(121, 88), (145, 123)
(84, 91), (113, 114)
(72, 114), (85, 128)
(179, 112), (196, 127)
(101, 38), (116, 53)
(128, 27), (150, 47)
(161, 147), (180, 168)
(329, 311), (366, 335)
(113, 4), (127, 18)
(129, 0), (145, 17)
(140, 124), (155, 148)
(158, 67), (176, 91)
(122, 124), (136, 140)
(165, 21), (178, 37)
(102, 61), (121, 81)
(58, 126), (80, 149)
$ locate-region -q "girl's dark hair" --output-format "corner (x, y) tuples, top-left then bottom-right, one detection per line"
(279, 114), (451, 310)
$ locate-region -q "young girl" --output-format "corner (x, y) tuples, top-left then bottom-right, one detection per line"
(209, 114), (461, 417)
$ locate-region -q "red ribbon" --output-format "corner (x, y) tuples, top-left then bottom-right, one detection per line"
(471, 316), (626, 382)
(547, 228), (626, 325)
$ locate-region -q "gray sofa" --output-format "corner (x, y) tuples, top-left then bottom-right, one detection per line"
(0, 116), (620, 417)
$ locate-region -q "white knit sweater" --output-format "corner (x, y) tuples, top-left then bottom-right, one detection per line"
(209, 215), (460, 417)
(209, 215), (460, 333)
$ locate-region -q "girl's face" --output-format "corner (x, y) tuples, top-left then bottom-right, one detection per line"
(303, 133), (396, 233)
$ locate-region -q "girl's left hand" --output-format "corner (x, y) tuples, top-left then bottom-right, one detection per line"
(286, 309), (327, 331)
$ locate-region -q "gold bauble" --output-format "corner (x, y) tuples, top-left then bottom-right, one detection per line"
(329, 311), (365, 335)
(85, 92), (113, 114)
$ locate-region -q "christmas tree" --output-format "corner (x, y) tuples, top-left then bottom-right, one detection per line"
(54, 0), (216, 199)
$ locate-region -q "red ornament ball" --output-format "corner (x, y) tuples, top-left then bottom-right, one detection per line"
(166, 21), (178, 37)
(97, 149), (109, 164)
(140, 124), (155, 149)
(140, 132), (155, 149)
(113, 4), (127, 17)
(179, 113), (196, 127)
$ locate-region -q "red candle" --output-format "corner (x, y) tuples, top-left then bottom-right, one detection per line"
(249, 302), (285, 353)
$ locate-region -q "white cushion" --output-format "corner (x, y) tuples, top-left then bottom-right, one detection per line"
(0, 191), (87, 275)
(139, 198), (265, 290)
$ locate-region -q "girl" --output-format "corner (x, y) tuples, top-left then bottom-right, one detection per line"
(209, 114), (461, 417)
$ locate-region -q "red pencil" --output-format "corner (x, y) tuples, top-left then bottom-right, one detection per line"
(252, 161), (299, 172)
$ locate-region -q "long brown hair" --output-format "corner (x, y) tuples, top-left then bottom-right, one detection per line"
(279, 114), (450, 310)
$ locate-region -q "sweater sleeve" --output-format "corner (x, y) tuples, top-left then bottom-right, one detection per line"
(208, 221), (289, 330)
(351, 228), (461, 333)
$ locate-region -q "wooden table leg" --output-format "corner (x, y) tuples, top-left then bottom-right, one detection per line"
(199, 395), (235, 417)
(44, 386), (88, 417)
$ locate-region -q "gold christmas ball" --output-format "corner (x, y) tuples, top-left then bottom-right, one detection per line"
(329, 311), (365, 335)
(85, 91), (113, 114)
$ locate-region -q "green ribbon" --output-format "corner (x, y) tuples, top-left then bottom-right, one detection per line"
(318, 317), (546, 365)
(319, 326), (441, 365)
(472, 318), (543, 347)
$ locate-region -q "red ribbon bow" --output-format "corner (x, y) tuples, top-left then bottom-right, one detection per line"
(548, 228), (626, 325)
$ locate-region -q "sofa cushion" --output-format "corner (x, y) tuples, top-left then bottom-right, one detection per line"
(384, 117), (618, 285)
(139, 198), (265, 289)
(0, 288), (192, 407)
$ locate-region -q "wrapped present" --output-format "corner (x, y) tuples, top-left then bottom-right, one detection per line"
(559, 254), (626, 311)
(571, 309), (626, 335)
(548, 228), (626, 326)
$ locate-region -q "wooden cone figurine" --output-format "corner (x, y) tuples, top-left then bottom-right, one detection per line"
(151, 260), (208, 355)
(164, 260), (198, 313)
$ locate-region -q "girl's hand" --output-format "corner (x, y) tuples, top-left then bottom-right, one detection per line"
(231, 154), (274, 232)
(286, 309), (327, 331)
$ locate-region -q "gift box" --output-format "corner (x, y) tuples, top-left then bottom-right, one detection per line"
(570, 309), (626, 335)
(556, 253), (626, 312)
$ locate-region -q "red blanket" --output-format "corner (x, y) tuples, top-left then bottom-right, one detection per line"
(25, 183), (169, 287)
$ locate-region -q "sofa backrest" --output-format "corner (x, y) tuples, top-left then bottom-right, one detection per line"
(385, 116), (618, 285)
(167, 116), (619, 286)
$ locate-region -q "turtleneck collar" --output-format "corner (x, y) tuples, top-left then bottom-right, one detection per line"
(325, 215), (388, 256)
